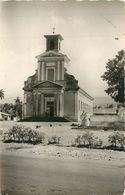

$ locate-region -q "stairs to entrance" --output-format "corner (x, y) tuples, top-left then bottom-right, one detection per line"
(21, 117), (70, 122)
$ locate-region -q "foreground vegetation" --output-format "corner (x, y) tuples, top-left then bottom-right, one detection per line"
(74, 131), (125, 151)
(2, 125), (125, 151)
(3, 125), (45, 144)
(3, 125), (61, 145)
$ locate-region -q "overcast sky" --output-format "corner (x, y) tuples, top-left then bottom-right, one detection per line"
(0, 1), (125, 104)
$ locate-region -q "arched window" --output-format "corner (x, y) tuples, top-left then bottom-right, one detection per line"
(50, 40), (55, 50)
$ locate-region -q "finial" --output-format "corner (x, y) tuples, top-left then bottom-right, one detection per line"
(52, 27), (55, 34)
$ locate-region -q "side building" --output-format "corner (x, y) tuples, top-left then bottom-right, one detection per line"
(23, 33), (94, 121)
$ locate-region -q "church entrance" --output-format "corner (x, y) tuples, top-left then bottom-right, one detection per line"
(45, 97), (55, 117)
(46, 101), (54, 117)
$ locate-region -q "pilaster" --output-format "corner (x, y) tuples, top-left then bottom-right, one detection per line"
(41, 93), (44, 115)
(41, 62), (45, 81)
(56, 93), (60, 116)
(59, 92), (64, 117)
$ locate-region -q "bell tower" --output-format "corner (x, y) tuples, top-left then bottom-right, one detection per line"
(36, 32), (70, 84)
(44, 33), (63, 52)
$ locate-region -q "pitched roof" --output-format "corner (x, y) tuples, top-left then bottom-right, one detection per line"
(35, 50), (70, 62)
(33, 81), (63, 88)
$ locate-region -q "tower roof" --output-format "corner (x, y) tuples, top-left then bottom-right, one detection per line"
(44, 34), (63, 41)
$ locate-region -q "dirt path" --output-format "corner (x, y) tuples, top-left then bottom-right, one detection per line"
(0, 146), (124, 195)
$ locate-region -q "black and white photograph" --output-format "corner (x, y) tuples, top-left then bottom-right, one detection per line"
(0, 0), (125, 195)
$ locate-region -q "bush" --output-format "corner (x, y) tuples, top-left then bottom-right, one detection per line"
(3, 125), (45, 145)
(108, 132), (125, 150)
(70, 123), (78, 127)
(47, 135), (61, 145)
(75, 132), (103, 148)
(105, 123), (124, 131)
(75, 135), (81, 146)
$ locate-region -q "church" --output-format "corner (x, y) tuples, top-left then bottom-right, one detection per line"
(23, 32), (94, 121)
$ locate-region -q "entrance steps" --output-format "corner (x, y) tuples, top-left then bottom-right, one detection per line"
(21, 117), (70, 122)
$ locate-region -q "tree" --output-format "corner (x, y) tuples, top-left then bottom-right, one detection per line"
(0, 97), (22, 118)
(101, 50), (125, 105)
(0, 89), (4, 100)
(14, 97), (22, 118)
(1, 103), (15, 116)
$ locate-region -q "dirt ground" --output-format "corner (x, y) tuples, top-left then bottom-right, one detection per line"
(0, 121), (125, 195)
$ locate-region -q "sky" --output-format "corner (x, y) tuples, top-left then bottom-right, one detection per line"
(0, 1), (125, 104)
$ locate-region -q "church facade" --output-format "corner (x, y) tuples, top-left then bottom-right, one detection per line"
(23, 33), (94, 121)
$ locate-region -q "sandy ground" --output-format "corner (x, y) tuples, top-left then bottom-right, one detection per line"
(0, 121), (125, 195)
(0, 144), (125, 195)
(1, 121), (124, 146)
(0, 142), (124, 165)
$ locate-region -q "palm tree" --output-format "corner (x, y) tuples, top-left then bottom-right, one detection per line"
(0, 89), (4, 100)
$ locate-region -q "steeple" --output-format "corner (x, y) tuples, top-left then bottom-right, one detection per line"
(44, 32), (63, 52)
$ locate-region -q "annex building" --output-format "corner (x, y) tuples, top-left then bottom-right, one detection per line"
(23, 32), (94, 121)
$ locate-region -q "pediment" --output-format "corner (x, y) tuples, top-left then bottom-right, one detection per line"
(36, 51), (64, 58)
(33, 81), (63, 89)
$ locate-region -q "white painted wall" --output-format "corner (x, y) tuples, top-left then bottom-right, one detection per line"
(77, 91), (93, 121)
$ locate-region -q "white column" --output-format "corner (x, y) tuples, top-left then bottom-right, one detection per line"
(75, 92), (78, 121)
(36, 93), (38, 116)
(33, 93), (36, 116)
(41, 62), (45, 81)
(59, 93), (64, 117)
(61, 61), (64, 80)
(38, 62), (41, 81)
(38, 93), (41, 116)
(57, 61), (60, 80)
(41, 93), (44, 115)
(56, 93), (60, 116)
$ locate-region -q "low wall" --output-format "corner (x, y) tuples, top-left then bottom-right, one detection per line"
(90, 114), (124, 127)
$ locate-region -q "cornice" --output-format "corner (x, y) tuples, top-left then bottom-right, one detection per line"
(78, 88), (94, 101)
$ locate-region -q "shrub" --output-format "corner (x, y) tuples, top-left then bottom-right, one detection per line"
(75, 135), (82, 146)
(107, 122), (124, 131)
(118, 133), (125, 149)
(3, 125), (45, 145)
(70, 123), (78, 127)
(74, 132), (103, 148)
(47, 135), (61, 145)
(108, 132), (125, 149)
(103, 127), (109, 131)
(81, 132), (96, 146)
